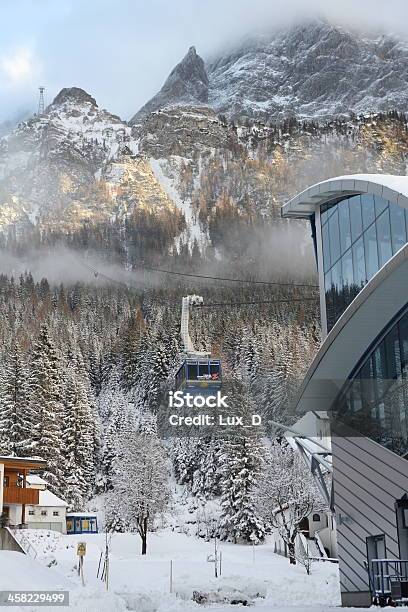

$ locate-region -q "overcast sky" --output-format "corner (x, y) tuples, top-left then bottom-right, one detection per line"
(1, 0), (408, 122)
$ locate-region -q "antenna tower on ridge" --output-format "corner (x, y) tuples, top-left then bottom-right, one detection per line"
(38, 86), (45, 115)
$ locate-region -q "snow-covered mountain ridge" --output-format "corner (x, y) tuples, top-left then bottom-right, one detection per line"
(132, 20), (408, 122)
(3, 19), (408, 263)
(0, 87), (184, 238)
(0, 88), (239, 252)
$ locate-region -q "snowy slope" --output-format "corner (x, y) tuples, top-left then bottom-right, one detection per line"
(0, 551), (69, 591)
(0, 551), (127, 612)
(150, 156), (207, 248)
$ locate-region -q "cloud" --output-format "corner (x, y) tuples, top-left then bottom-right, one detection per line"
(0, 47), (38, 87)
(2, 0), (408, 121)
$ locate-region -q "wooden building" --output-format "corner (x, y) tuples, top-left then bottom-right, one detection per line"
(0, 456), (47, 527)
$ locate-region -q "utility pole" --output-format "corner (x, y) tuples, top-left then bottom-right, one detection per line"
(38, 86), (45, 115)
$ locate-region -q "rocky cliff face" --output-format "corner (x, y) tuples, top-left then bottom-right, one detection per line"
(131, 47), (209, 123)
(0, 87), (182, 237)
(136, 106), (238, 158)
(132, 20), (408, 122)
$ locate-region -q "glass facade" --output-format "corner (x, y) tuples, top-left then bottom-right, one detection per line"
(321, 194), (408, 331)
(333, 305), (408, 456)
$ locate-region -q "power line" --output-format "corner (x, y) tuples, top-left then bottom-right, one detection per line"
(75, 256), (319, 290)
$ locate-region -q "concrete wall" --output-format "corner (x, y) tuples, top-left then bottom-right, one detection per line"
(7, 504), (22, 526)
(332, 435), (408, 607)
(0, 528), (25, 553)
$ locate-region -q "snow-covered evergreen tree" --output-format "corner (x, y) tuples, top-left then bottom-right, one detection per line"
(25, 325), (65, 494)
(145, 331), (170, 412)
(219, 384), (266, 543)
(0, 340), (32, 456)
(62, 361), (95, 509)
(98, 381), (132, 491)
(192, 437), (223, 500)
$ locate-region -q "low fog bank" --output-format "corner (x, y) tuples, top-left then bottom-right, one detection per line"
(0, 248), (146, 289)
(0, 223), (316, 290)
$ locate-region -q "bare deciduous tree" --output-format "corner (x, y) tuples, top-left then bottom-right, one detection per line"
(109, 432), (171, 554)
(256, 441), (324, 565)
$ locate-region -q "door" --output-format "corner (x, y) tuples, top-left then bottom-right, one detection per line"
(396, 497), (408, 562)
(367, 534), (386, 593)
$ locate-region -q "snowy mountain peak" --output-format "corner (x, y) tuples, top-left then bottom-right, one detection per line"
(133, 19), (408, 122)
(130, 46), (209, 123)
(49, 87), (98, 110)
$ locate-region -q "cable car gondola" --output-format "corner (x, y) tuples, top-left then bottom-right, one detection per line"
(175, 358), (222, 394)
(175, 295), (222, 395)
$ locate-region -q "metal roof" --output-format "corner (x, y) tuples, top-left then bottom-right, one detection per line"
(282, 174), (408, 219)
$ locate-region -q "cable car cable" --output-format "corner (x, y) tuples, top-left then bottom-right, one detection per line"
(130, 262), (318, 288)
(75, 255), (319, 290)
(193, 297), (319, 308)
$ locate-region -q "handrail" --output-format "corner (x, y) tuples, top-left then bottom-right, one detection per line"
(314, 531), (327, 558)
(369, 558), (408, 598)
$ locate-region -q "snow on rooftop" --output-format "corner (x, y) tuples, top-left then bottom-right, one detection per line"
(0, 455), (45, 461)
(37, 489), (68, 508)
(66, 511), (97, 517)
(317, 173), (408, 196)
(26, 474), (48, 485)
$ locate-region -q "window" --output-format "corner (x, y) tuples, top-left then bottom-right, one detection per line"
(390, 205), (407, 253)
(198, 362), (209, 378)
(328, 209), (340, 264)
(338, 199), (352, 253)
(349, 195), (363, 242)
(53, 511), (59, 517)
(28, 510), (35, 516)
(352, 236), (366, 288)
(364, 222), (379, 281)
(361, 194), (375, 230)
(187, 362), (198, 380)
(322, 222), (331, 271)
(321, 195), (408, 331)
(41, 510), (47, 516)
(209, 362), (220, 380)
(376, 208), (392, 268)
(333, 306), (408, 456)
(312, 513), (321, 522)
(404, 508), (408, 529)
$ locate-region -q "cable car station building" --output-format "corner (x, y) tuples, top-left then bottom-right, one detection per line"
(282, 175), (408, 607)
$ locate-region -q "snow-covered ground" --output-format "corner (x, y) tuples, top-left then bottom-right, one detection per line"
(0, 550), (125, 612)
(0, 528), (357, 611)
